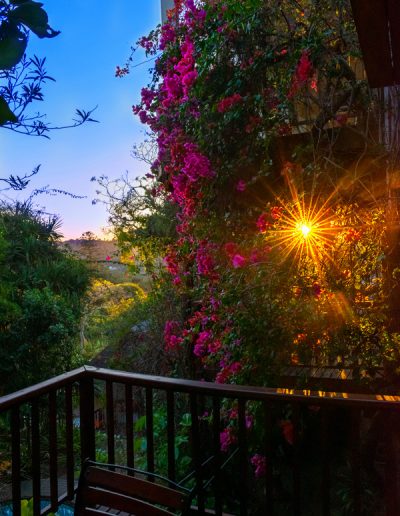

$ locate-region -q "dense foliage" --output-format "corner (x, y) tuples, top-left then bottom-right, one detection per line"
(122, 0), (399, 391)
(0, 203), (91, 393)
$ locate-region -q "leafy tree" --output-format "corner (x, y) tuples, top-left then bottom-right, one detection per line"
(0, 0), (97, 193)
(79, 230), (99, 262)
(94, 169), (177, 273)
(0, 0), (97, 134)
(0, 202), (91, 393)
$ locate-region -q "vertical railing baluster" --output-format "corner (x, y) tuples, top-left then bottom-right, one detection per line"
(125, 383), (134, 469)
(49, 390), (58, 510)
(146, 387), (154, 475)
(321, 407), (331, 516)
(238, 398), (248, 516)
(65, 384), (74, 499)
(351, 408), (361, 516)
(79, 375), (95, 462)
(106, 380), (115, 464)
(11, 405), (21, 516)
(384, 409), (398, 516)
(213, 396), (222, 516)
(31, 399), (41, 516)
(292, 403), (301, 516)
(167, 390), (175, 481)
(264, 401), (273, 515)
(190, 393), (204, 512)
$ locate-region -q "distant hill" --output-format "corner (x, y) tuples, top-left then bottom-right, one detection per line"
(62, 239), (120, 262)
(62, 239), (150, 289)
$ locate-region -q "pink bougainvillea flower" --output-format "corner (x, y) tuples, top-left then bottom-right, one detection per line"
(115, 66), (128, 78)
(296, 50), (313, 83)
(220, 427), (237, 452)
(196, 241), (217, 277)
(256, 213), (270, 233)
(232, 254), (246, 269)
(164, 320), (183, 351)
(236, 179), (246, 192)
(251, 454), (267, 478)
(208, 339), (222, 354)
(193, 330), (212, 357)
(250, 249), (261, 264)
(140, 88), (156, 109)
(245, 415), (254, 429)
(173, 276), (182, 285)
(164, 252), (179, 276)
(230, 361), (242, 374)
(217, 93), (243, 113)
(216, 360), (242, 384)
(159, 23), (176, 50)
(106, 256), (111, 261)
(288, 49), (314, 97)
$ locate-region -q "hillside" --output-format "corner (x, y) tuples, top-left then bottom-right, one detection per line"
(62, 239), (120, 262)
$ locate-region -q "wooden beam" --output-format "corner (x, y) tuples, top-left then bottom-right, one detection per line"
(351, 0), (394, 87)
(388, 0), (400, 84)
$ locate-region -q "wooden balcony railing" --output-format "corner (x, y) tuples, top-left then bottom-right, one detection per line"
(0, 365), (400, 515)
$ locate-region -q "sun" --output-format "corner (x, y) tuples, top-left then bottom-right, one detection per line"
(298, 223), (312, 238)
(268, 197), (336, 266)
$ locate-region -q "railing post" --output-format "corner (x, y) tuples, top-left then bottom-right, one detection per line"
(351, 408), (361, 516)
(79, 374), (95, 462)
(292, 404), (301, 516)
(49, 390), (58, 511)
(321, 407), (331, 516)
(167, 390), (176, 481)
(65, 384), (75, 499)
(190, 393), (204, 513)
(125, 384), (134, 470)
(385, 409), (399, 516)
(238, 398), (248, 516)
(264, 401), (274, 516)
(11, 405), (21, 516)
(106, 380), (115, 465)
(31, 399), (41, 516)
(213, 396), (222, 516)
(146, 387), (155, 475)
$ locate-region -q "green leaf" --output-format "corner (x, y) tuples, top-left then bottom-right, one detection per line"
(0, 24), (27, 69)
(0, 96), (18, 125)
(10, 2), (59, 38)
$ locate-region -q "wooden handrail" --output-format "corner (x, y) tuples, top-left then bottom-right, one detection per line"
(1, 365), (400, 411)
(0, 367), (85, 411)
(83, 365), (400, 408)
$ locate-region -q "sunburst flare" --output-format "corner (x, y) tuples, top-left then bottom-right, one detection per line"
(269, 195), (337, 266)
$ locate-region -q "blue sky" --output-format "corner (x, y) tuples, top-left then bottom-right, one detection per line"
(0, 0), (161, 239)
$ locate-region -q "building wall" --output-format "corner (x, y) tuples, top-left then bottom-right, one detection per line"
(161, 0), (175, 23)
